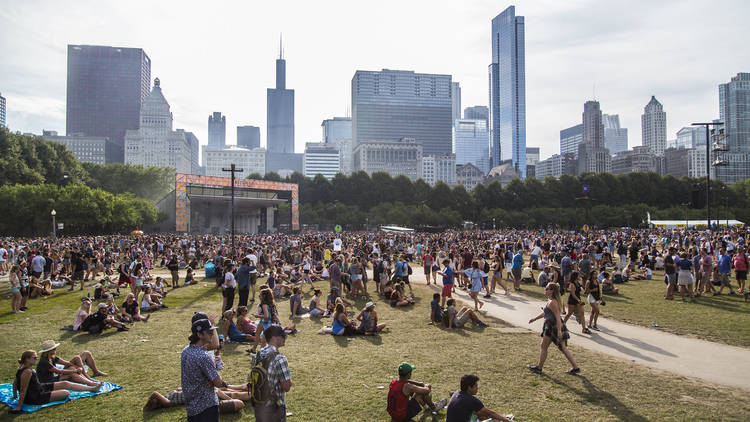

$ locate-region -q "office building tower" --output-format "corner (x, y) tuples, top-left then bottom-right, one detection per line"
(456, 163), (485, 191)
(717, 73), (750, 184)
(66, 45), (151, 163)
(176, 129), (201, 174)
(463, 106), (489, 125)
(674, 127), (703, 149)
(304, 142), (341, 179)
(208, 112), (226, 147)
(611, 146), (658, 174)
(204, 146), (266, 178)
(422, 154), (456, 186)
(536, 152), (578, 179)
(267, 40), (295, 154)
(453, 118), (490, 173)
(237, 126), (261, 149)
(330, 138), (354, 175)
(0, 92), (5, 127)
(124, 78), (192, 174)
(353, 137), (423, 180)
(489, 5), (526, 177)
(560, 124), (584, 157)
(352, 69), (452, 156)
(603, 114), (628, 154)
(641, 96), (667, 156)
(42, 130), (113, 165)
(526, 147), (540, 166)
(578, 100), (611, 174)
(321, 117), (352, 143)
(452, 82), (462, 122)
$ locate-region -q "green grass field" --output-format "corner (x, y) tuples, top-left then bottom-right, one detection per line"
(0, 269), (748, 421)
(513, 266), (750, 347)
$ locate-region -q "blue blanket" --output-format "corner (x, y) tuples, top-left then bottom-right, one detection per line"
(0, 381), (121, 413)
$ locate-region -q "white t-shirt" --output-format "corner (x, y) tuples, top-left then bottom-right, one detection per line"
(246, 254), (258, 273)
(333, 239), (342, 252)
(223, 272), (236, 289)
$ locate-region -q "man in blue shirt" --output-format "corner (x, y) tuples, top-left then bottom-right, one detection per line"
(437, 259), (454, 307)
(716, 248), (735, 295)
(446, 374), (511, 422)
(560, 249), (573, 290)
(511, 249), (524, 291)
(181, 318), (227, 421)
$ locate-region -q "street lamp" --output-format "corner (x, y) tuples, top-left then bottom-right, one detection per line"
(691, 122), (725, 231)
(51, 209), (56, 238)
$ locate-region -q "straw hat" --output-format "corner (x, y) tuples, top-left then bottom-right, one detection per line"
(39, 340), (60, 353)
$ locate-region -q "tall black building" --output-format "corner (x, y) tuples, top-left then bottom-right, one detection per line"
(237, 125), (260, 149)
(267, 40), (295, 154)
(66, 45), (151, 163)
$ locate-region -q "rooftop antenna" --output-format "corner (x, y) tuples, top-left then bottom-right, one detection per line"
(593, 83), (596, 101)
(279, 33), (283, 60)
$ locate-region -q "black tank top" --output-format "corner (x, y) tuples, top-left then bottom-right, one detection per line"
(14, 368), (43, 399)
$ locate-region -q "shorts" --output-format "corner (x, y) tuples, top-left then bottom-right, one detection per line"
(505, 263), (513, 273)
(512, 268), (522, 280)
(20, 286), (29, 297)
(31, 271), (42, 278)
(441, 284), (453, 297)
(432, 264), (440, 272)
(223, 287), (235, 298)
(395, 397), (422, 421)
(424, 266), (431, 275)
(736, 270), (747, 281)
(167, 389), (186, 404)
(678, 271), (694, 286)
(10, 286), (20, 294)
(351, 274), (362, 281)
(587, 294), (599, 305)
(136, 278), (144, 287)
(482, 276), (488, 287)
(666, 273), (677, 285)
(249, 273), (258, 285)
(23, 382), (54, 405)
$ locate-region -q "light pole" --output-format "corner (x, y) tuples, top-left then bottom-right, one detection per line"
(691, 122), (726, 231)
(680, 202), (690, 230)
(221, 164), (244, 259)
(51, 209), (56, 238)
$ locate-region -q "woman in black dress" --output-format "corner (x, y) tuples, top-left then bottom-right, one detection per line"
(563, 271), (592, 334)
(12, 350), (100, 413)
(526, 283), (580, 374)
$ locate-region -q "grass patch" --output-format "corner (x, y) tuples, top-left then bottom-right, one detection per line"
(514, 266), (750, 347)
(0, 269), (748, 421)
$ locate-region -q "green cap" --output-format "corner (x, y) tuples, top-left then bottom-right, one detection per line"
(398, 362), (416, 376)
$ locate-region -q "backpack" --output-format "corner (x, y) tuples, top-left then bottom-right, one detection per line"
(442, 308), (450, 327)
(248, 350), (280, 405)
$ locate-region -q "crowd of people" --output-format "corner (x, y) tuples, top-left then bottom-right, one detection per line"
(3, 226), (749, 420)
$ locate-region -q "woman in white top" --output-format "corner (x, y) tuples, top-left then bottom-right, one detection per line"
(222, 262), (236, 311)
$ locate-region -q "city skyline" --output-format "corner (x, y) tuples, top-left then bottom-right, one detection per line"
(1, 0), (749, 160)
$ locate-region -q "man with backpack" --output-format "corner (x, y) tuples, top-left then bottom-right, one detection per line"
(252, 324), (292, 422)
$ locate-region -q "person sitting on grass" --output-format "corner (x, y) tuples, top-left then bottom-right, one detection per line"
(27, 276), (52, 298)
(143, 386), (247, 414)
(430, 293), (443, 325)
(356, 301), (386, 334)
(330, 303), (362, 336)
(446, 374), (514, 422)
(389, 282), (414, 307)
(36, 340), (105, 387)
(289, 286), (309, 316)
(446, 299), (488, 330)
(184, 267), (197, 285)
(121, 292), (150, 323)
(72, 298), (92, 331)
(382, 280), (395, 299)
(11, 350), (102, 414)
(220, 309), (254, 343)
(326, 286), (352, 315)
(308, 289), (325, 317)
(235, 306), (257, 336)
(599, 271), (619, 295)
(386, 362), (447, 422)
(140, 285), (165, 312)
(82, 303), (129, 333)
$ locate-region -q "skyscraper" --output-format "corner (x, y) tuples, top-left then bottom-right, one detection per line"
(453, 118), (490, 173)
(560, 124), (583, 157)
(463, 106), (488, 125)
(717, 72), (750, 184)
(208, 112), (226, 147)
(489, 6), (527, 177)
(0, 92), (5, 127)
(66, 45), (151, 163)
(451, 82), (462, 122)
(237, 126), (261, 149)
(352, 69), (452, 156)
(602, 114), (628, 154)
(578, 100), (610, 174)
(321, 117), (352, 143)
(267, 40), (295, 153)
(641, 96), (667, 156)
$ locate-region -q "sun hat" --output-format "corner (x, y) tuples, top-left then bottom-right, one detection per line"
(97, 303), (107, 310)
(398, 362), (416, 376)
(365, 301), (376, 309)
(39, 340), (60, 353)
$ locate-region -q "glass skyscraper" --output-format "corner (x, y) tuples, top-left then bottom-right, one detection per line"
(267, 46), (295, 154)
(352, 69), (453, 156)
(717, 73), (750, 184)
(489, 6), (526, 177)
(208, 112), (226, 147)
(453, 119), (490, 173)
(66, 45), (151, 163)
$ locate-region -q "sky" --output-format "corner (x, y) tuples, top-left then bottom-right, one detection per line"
(1, 0), (749, 160)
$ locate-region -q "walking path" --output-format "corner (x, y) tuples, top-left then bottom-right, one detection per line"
(426, 283), (750, 391)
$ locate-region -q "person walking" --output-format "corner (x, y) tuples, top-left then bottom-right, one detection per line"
(222, 262), (236, 312)
(167, 255), (180, 289)
(526, 283), (580, 375)
(253, 324), (292, 422)
(180, 318), (227, 422)
(236, 258), (251, 308)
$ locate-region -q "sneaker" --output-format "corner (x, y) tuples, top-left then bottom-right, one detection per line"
(566, 367), (581, 375)
(432, 398), (448, 412)
(592, 325), (600, 331)
(505, 289), (511, 296)
(526, 364), (542, 374)
(483, 294), (491, 299)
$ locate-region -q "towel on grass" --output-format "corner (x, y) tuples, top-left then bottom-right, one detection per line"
(0, 382), (121, 413)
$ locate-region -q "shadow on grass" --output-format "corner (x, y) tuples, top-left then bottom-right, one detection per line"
(547, 374), (649, 422)
(176, 286), (220, 310)
(691, 296), (749, 314)
(70, 330), (123, 344)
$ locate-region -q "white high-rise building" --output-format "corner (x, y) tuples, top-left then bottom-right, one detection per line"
(641, 96), (667, 156)
(304, 142), (341, 179)
(204, 146), (266, 178)
(124, 78), (192, 173)
(422, 154), (456, 186)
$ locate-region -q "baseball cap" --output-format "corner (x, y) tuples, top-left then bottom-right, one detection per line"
(192, 312), (209, 324)
(97, 303), (107, 310)
(398, 362), (416, 376)
(191, 318), (217, 334)
(263, 324), (287, 342)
